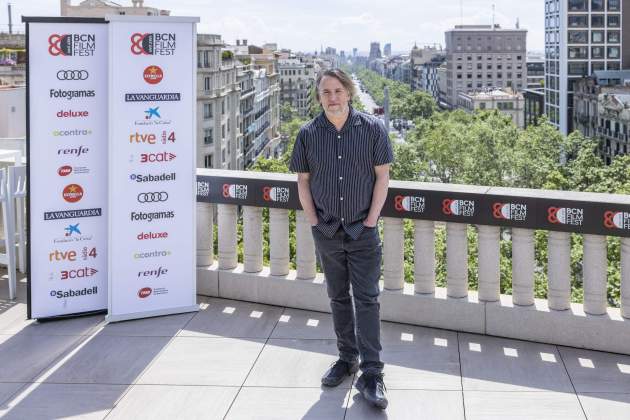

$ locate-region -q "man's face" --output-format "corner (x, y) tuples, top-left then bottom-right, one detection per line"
(318, 76), (350, 117)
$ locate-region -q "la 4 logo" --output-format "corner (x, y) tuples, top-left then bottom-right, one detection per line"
(49, 247), (97, 262)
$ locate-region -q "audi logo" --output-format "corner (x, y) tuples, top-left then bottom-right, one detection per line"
(56, 70), (89, 81)
(137, 192), (169, 203)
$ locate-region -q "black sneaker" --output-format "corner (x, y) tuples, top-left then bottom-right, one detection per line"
(321, 359), (359, 387)
(355, 372), (388, 409)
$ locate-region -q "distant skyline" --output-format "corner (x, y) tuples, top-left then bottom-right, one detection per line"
(3, 0), (544, 53)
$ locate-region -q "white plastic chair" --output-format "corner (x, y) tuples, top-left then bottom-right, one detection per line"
(8, 166), (26, 274)
(0, 168), (16, 299)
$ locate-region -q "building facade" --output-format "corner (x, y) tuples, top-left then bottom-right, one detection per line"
(197, 34), (241, 170)
(457, 88), (525, 128)
(445, 25), (527, 108)
(0, 33), (25, 86)
(523, 88), (545, 128)
(526, 58), (545, 89)
(369, 42), (382, 60)
(278, 57), (316, 117)
(60, 0), (169, 17)
(544, 0), (623, 135)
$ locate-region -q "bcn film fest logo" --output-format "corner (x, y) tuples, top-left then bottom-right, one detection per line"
(492, 202), (527, 221)
(131, 33), (176, 56)
(547, 206), (584, 226)
(223, 184), (248, 200)
(394, 195), (425, 213)
(604, 211), (630, 231)
(442, 198), (475, 217)
(48, 33), (96, 56)
(263, 186), (290, 203)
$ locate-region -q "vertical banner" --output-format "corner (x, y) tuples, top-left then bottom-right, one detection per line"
(106, 16), (199, 322)
(26, 18), (109, 319)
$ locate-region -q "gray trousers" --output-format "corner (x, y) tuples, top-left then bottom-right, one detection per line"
(311, 226), (384, 375)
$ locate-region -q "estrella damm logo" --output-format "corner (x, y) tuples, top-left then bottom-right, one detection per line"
(394, 195), (425, 213)
(263, 186), (289, 203)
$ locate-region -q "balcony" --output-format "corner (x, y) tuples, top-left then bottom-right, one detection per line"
(2, 171), (629, 418)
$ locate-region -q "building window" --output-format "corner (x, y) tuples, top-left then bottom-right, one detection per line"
(591, 0), (604, 10)
(203, 103), (213, 119)
(222, 100), (225, 115)
(204, 77), (211, 91)
(607, 15), (620, 28)
(204, 128), (213, 145)
(568, 47), (588, 59)
(591, 15), (605, 27)
(608, 31), (620, 43)
(568, 31), (587, 43)
(592, 46), (605, 59)
(222, 124), (225, 138)
(204, 154), (213, 168)
(568, 15), (588, 27)
(607, 46), (620, 59)
(568, 0), (587, 10)
(608, 0), (620, 11)
(568, 62), (588, 75)
(607, 62), (620, 70)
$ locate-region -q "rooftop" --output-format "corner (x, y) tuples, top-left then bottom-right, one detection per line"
(0, 275), (627, 419)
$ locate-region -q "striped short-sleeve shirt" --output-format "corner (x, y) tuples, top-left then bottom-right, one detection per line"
(289, 106), (394, 239)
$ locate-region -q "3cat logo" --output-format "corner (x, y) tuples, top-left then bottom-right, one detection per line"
(140, 152), (176, 163)
(223, 184), (248, 200)
(138, 287), (152, 298)
(394, 195), (425, 213)
(263, 186), (289, 203)
(60, 267), (98, 280)
(442, 199), (475, 217)
(143, 65), (163, 84)
(48, 33), (95, 56)
(131, 33), (176, 55)
(62, 184), (84, 203)
(492, 203), (527, 221)
(547, 207), (584, 226)
(604, 211), (630, 230)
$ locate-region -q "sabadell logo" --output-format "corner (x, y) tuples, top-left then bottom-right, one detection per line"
(394, 195), (425, 213)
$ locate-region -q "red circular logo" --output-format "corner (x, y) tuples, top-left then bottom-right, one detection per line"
(58, 165), (72, 176)
(138, 287), (152, 298)
(143, 65), (163, 84)
(62, 184), (84, 203)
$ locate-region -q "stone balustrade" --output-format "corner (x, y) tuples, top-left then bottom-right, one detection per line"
(195, 169), (630, 355)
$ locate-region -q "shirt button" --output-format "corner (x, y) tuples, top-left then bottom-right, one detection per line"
(338, 155), (342, 159)
(340, 197), (344, 201)
(341, 218), (345, 221)
(339, 176), (343, 180)
(337, 135), (341, 139)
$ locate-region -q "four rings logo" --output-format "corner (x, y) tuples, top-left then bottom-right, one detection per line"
(143, 65), (163, 84)
(492, 202), (528, 221)
(131, 33), (176, 55)
(56, 70), (88, 81)
(263, 186), (290, 203)
(604, 211), (630, 230)
(48, 33), (95, 56)
(442, 199), (475, 217)
(394, 195), (426, 213)
(223, 184), (247, 200)
(137, 191), (169, 203)
(547, 207), (584, 226)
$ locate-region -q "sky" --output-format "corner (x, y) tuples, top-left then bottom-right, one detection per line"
(2, 0), (545, 54)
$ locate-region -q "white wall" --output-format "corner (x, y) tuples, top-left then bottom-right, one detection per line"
(0, 87), (25, 138)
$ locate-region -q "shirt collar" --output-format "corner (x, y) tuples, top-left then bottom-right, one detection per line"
(315, 105), (362, 132)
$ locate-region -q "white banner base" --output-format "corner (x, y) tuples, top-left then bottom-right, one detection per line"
(105, 304), (199, 323)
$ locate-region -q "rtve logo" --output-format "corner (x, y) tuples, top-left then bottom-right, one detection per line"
(129, 131), (175, 144)
(48, 247), (97, 262)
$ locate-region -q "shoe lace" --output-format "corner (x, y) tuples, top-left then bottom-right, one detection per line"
(367, 373), (387, 392)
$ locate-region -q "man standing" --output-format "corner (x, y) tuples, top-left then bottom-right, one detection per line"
(289, 68), (393, 409)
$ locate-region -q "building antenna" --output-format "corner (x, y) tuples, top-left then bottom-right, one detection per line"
(492, 4), (495, 29)
(8, 3), (13, 34)
(460, 0), (463, 25)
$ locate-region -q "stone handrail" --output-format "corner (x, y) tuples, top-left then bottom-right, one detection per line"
(195, 169), (630, 355)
